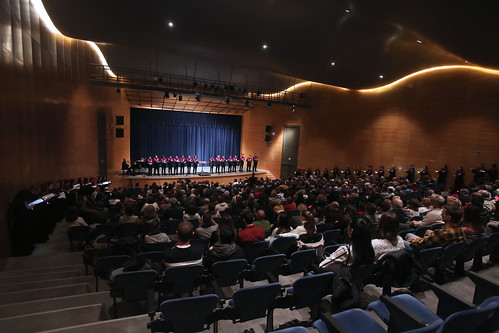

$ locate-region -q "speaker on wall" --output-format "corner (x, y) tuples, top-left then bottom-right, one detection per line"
(116, 115), (124, 126)
(116, 128), (124, 138)
(265, 134), (271, 142)
(265, 125), (272, 132)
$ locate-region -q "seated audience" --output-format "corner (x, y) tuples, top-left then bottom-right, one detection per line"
(371, 211), (405, 261)
(203, 226), (245, 269)
(298, 213), (324, 249)
(163, 221), (203, 266)
(238, 211), (265, 244)
(119, 199), (139, 224)
(253, 209), (272, 232)
(63, 206), (88, 229)
(196, 212), (218, 241)
(410, 194), (445, 228)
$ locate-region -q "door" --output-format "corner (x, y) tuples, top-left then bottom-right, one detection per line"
(280, 125), (300, 179)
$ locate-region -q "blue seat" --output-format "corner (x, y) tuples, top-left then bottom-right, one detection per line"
(94, 255), (131, 292)
(119, 222), (141, 237)
(67, 226), (90, 251)
(269, 327), (310, 333)
(145, 242), (170, 252)
(245, 254), (286, 283)
(455, 236), (489, 273)
(283, 249), (316, 275)
(416, 246), (441, 276)
(148, 294), (220, 333)
(399, 229), (416, 239)
(219, 283), (282, 332)
(110, 269), (157, 318)
(162, 219), (182, 235)
(350, 262), (377, 291)
(82, 247), (112, 275)
(313, 308), (389, 333)
(136, 251), (165, 264)
(159, 264), (205, 299)
(484, 232), (499, 263)
(323, 229), (342, 246)
(324, 244), (346, 255)
(211, 259), (248, 301)
(242, 240), (269, 263)
(272, 272), (334, 329)
(434, 242), (466, 284)
(271, 237), (298, 258)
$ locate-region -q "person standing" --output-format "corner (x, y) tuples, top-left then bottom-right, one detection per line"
(179, 155), (186, 174)
(389, 165), (396, 179)
(406, 165), (415, 183)
(453, 167), (465, 192)
(153, 155), (160, 176)
(173, 156), (180, 175)
(377, 165), (385, 178)
(161, 155), (167, 175)
(167, 156), (173, 175)
(215, 155), (221, 174)
(193, 155), (199, 174)
(246, 155), (252, 172)
(239, 154), (245, 172)
(121, 158), (129, 175)
(147, 156), (153, 176)
(436, 165), (448, 187)
(221, 156), (226, 173)
(209, 156), (215, 173)
(252, 153), (259, 172)
(186, 155), (192, 175)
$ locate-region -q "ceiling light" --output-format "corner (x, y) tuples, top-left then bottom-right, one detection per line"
(262, 44), (268, 49)
(379, 75), (384, 79)
(178, 95), (183, 101)
(292, 104), (295, 112)
(345, 9), (350, 13)
(266, 102), (272, 108)
(331, 62), (335, 66)
(168, 21), (174, 28)
(416, 40), (422, 44)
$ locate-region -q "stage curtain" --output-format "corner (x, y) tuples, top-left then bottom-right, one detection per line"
(130, 108), (241, 162)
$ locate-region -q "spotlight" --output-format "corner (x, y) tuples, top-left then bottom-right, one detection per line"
(164, 92), (169, 98)
(266, 102), (272, 108)
(292, 104), (295, 112)
(178, 95), (183, 101)
(225, 96), (231, 104)
(245, 99), (251, 107)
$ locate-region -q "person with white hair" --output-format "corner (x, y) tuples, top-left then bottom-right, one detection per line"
(410, 194), (445, 228)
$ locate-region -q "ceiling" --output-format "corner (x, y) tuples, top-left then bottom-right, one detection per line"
(43, 0), (499, 92)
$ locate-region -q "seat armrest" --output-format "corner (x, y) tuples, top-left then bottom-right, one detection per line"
(380, 295), (429, 332)
(429, 282), (473, 318)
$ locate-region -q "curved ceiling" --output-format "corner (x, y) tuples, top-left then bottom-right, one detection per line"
(43, 0), (499, 91)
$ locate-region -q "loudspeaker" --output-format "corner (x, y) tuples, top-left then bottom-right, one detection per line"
(198, 172), (211, 176)
(116, 128), (124, 138)
(116, 115), (124, 125)
(265, 125), (272, 132)
(265, 134), (271, 142)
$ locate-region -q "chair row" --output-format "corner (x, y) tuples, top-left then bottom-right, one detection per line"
(315, 272), (499, 333)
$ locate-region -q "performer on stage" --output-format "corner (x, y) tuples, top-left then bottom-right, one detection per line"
(186, 155), (192, 175)
(252, 153), (259, 172)
(388, 165), (396, 179)
(365, 165), (373, 177)
(332, 165), (339, 178)
(354, 166), (362, 177)
(436, 165), (448, 186)
(343, 166), (351, 177)
(377, 165), (385, 178)
(174, 156), (180, 175)
(193, 155), (199, 174)
(180, 155), (186, 174)
(470, 163), (487, 184)
(240, 154), (245, 172)
(246, 155), (252, 172)
(322, 168), (329, 179)
(147, 156), (153, 176)
(228, 155), (233, 173)
(121, 158), (129, 175)
(153, 155), (160, 176)
(209, 156), (215, 173)
(221, 156), (226, 173)
(418, 166), (429, 179)
(168, 156), (173, 175)
(161, 155), (167, 175)
(454, 166), (465, 191)
(406, 165), (415, 183)
(215, 155), (221, 174)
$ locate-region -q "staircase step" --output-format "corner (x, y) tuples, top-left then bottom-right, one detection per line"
(0, 275), (95, 293)
(0, 270), (82, 284)
(0, 264), (85, 277)
(0, 291), (111, 319)
(0, 304), (109, 333)
(3, 252), (83, 271)
(0, 283), (90, 305)
(39, 314), (148, 333)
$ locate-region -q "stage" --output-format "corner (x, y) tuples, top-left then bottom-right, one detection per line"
(119, 169), (268, 188)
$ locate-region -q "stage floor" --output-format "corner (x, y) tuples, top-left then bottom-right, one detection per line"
(119, 169), (267, 188)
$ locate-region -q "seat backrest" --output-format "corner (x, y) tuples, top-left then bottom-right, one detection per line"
(418, 247), (441, 274)
(163, 219), (182, 235)
(324, 244), (346, 255)
(292, 272), (334, 309)
(94, 255), (131, 279)
(242, 241), (269, 263)
(162, 264), (205, 294)
(463, 235), (489, 261)
(415, 225), (433, 237)
(253, 254), (286, 281)
(160, 294), (219, 332)
(136, 251), (164, 263)
(232, 282), (281, 322)
(119, 223), (141, 237)
(289, 249), (316, 274)
(271, 237), (298, 258)
(437, 300), (498, 333)
(350, 262), (377, 291)
(438, 243), (465, 270)
(323, 229), (342, 246)
(212, 259), (248, 287)
(67, 226), (90, 241)
(380, 249), (421, 288)
(113, 269), (157, 301)
(485, 232), (499, 254)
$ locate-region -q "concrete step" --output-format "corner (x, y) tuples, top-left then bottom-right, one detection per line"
(0, 283), (91, 305)
(0, 275), (95, 293)
(3, 252), (83, 271)
(0, 291), (111, 319)
(0, 304), (109, 333)
(0, 270), (82, 284)
(0, 264), (85, 277)
(40, 314), (149, 333)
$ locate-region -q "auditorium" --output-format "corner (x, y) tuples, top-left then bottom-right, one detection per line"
(0, 0), (498, 332)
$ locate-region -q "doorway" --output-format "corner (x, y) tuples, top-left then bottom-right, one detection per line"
(280, 125), (300, 179)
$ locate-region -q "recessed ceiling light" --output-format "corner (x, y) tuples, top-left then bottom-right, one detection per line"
(345, 9), (350, 13)
(262, 44), (268, 49)
(168, 21), (174, 28)
(331, 62), (335, 66)
(416, 40), (422, 44)
(379, 75), (384, 79)
(465, 60), (469, 63)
